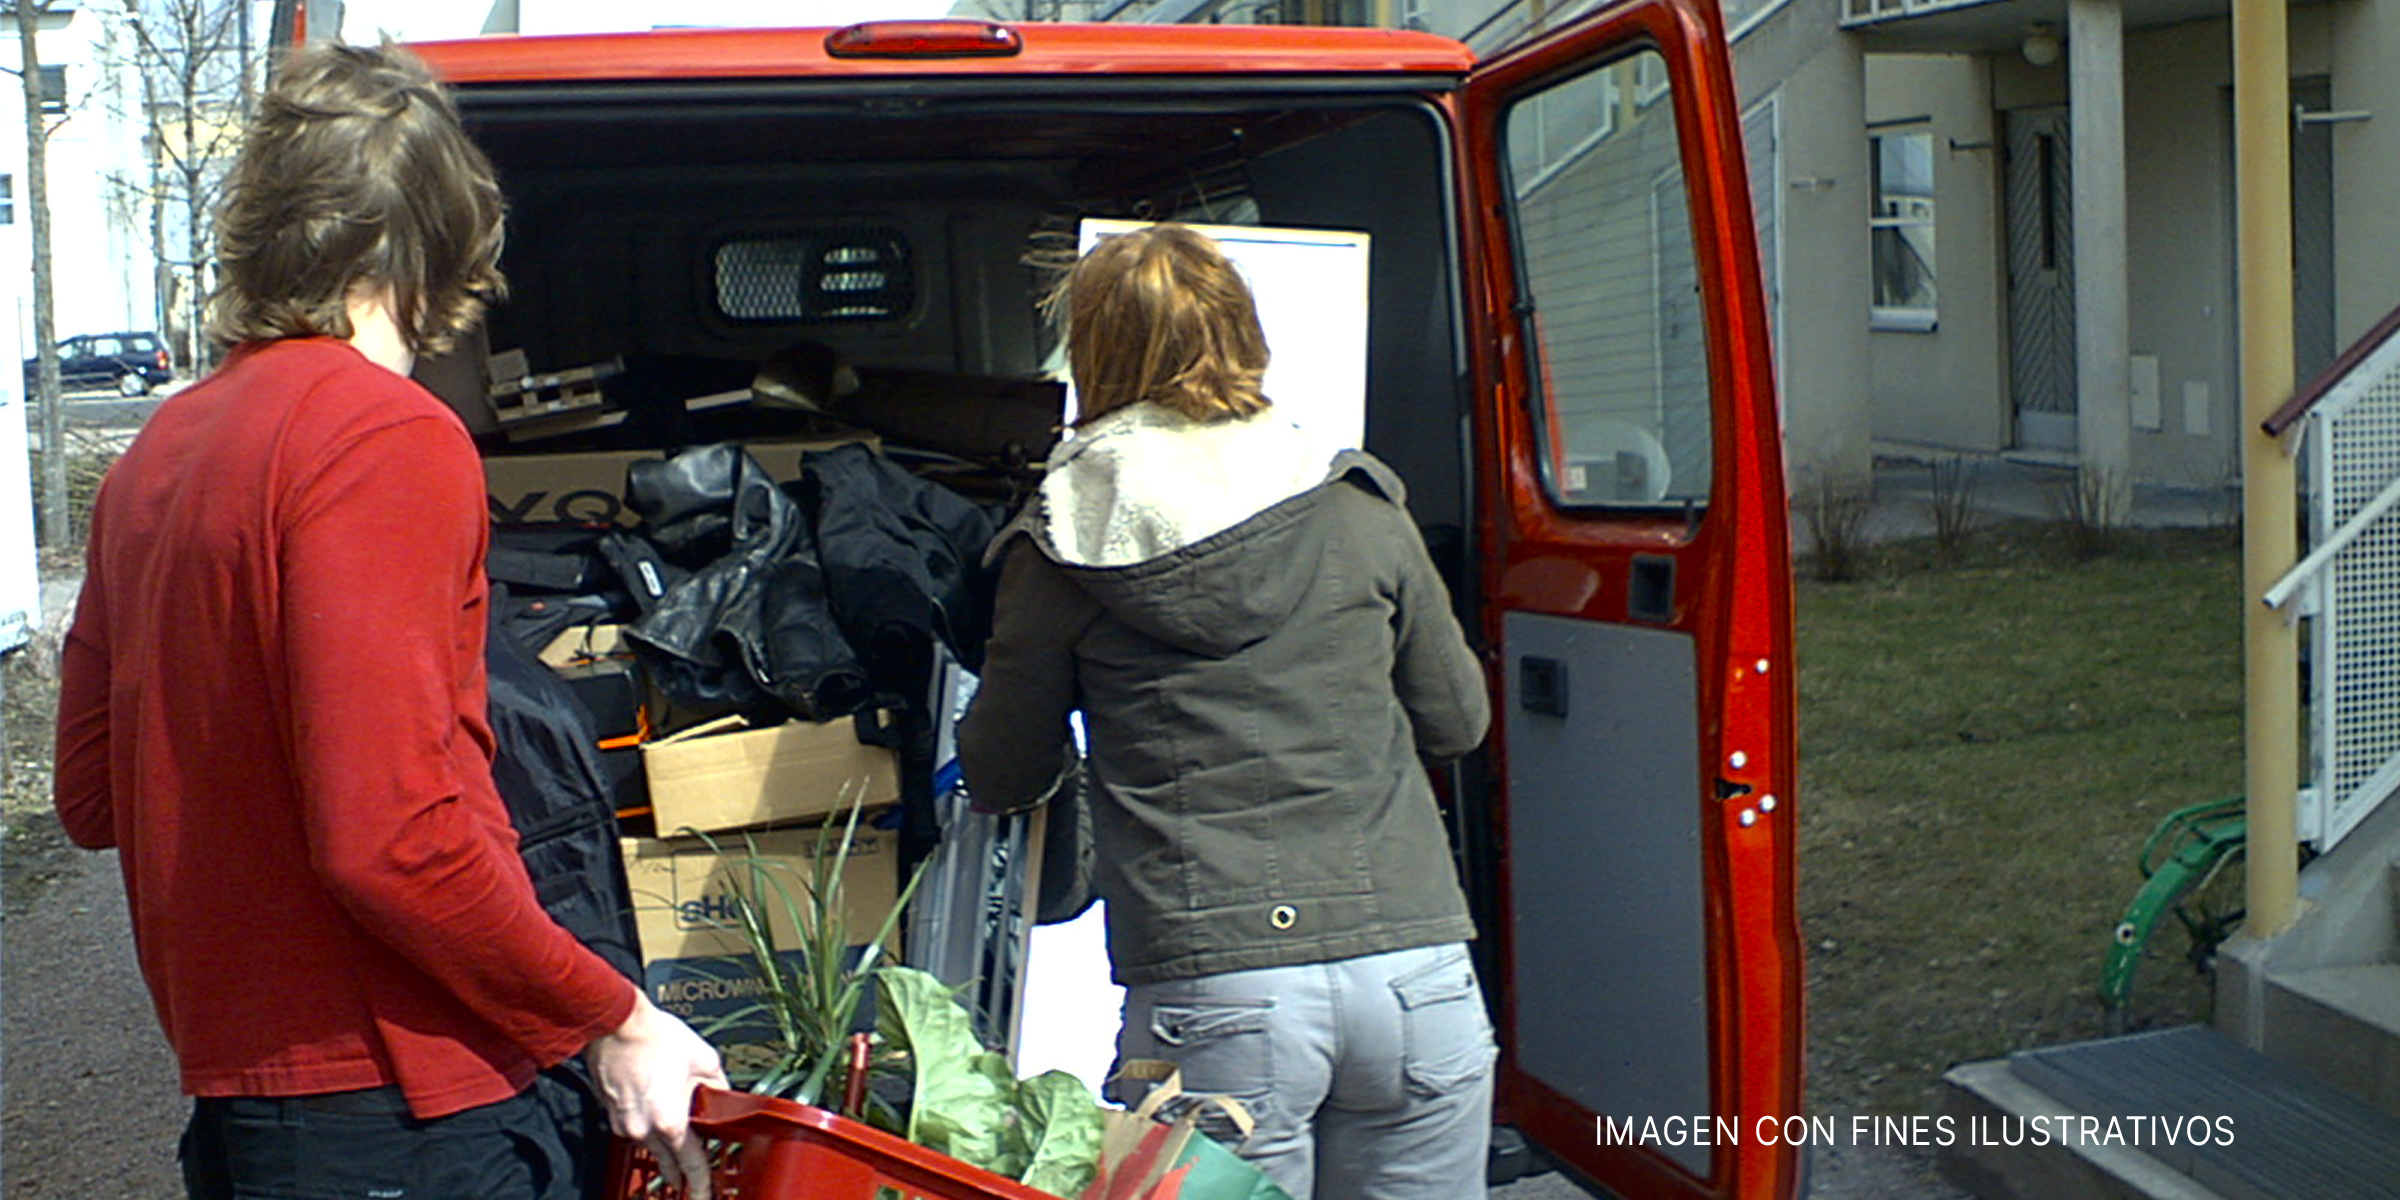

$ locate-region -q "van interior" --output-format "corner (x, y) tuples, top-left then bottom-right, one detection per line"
(435, 77), (1490, 1050)
(452, 82), (1473, 576)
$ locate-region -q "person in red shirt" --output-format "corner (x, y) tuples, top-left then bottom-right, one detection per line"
(53, 42), (726, 1200)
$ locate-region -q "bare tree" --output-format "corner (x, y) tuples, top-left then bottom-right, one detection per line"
(111, 0), (252, 378)
(6, 0), (75, 549)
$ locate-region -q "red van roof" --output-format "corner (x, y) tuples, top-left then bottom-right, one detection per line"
(409, 21), (1476, 85)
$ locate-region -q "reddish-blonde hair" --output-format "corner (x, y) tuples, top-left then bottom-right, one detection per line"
(1057, 224), (1270, 426)
(208, 42), (505, 355)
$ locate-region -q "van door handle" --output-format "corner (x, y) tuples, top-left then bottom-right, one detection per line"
(1519, 656), (1568, 717)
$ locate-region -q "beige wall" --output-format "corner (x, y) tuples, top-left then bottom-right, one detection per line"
(1864, 13), (2373, 490)
(1734, 0), (1875, 490)
(2121, 20), (2238, 488)
(1864, 54), (2009, 454)
(2327, 0), (2400, 347)
(1720, 0), (2400, 493)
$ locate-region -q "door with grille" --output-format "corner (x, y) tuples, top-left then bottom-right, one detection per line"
(2006, 106), (2075, 454)
(2294, 78), (2335, 383)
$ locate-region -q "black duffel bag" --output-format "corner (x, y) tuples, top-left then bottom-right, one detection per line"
(485, 590), (644, 983)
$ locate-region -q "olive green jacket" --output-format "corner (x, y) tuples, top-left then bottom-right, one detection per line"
(957, 451), (1487, 985)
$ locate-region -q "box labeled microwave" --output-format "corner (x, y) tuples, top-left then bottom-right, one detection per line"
(622, 821), (900, 1071)
(641, 713), (900, 837)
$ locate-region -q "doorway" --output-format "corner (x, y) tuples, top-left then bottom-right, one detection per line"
(2006, 105), (2075, 454)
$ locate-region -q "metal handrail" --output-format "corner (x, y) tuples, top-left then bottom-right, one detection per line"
(2261, 306), (2400, 610)
(2264, 468), (2400, 611)
(2263, 298), (2400, 437)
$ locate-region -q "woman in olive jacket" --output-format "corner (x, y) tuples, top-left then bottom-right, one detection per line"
(959, 224), (1493, 1200)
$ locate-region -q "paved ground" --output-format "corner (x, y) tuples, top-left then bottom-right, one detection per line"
(1796, 449), (2235, 553)
(1, 821), (186, 1198)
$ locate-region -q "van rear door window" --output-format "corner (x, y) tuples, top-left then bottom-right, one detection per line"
(1503, 49), (1712, 511)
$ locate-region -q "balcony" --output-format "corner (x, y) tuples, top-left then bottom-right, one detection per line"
(1841, 0), (2004, 25)
(1840, 0), (2318, 51)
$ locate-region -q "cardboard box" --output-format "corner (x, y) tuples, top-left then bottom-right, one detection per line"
(642, 714), (899, 836)
(622, 823), (900, 963)
(485, 448), (666, 526)
(538, 623), (632, 671)
(623, 822), (901, 1069)
(483, 435), (871, 526)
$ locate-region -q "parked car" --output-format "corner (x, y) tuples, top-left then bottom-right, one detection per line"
(23, 331), (173, 397)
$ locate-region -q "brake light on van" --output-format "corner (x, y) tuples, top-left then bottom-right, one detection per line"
(825, 21), (1022, 59)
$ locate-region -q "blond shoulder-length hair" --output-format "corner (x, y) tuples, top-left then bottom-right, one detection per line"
(208, 42), (505, 356)
(1055, 224), (1270, 426)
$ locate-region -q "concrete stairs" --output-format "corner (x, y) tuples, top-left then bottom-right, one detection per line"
(2257, 961), (2400, 1122)
(1940, 1026), (2400, 1200)
(1937, 802), (2400, 1199)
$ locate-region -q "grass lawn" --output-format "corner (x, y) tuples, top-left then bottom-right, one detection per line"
(1797, 523), (2245, 1117)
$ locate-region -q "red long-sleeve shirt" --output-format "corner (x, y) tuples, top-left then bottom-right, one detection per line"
(54, 337), (635, 1118)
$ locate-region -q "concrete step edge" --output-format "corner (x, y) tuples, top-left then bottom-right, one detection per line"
(1941, 1058), (2232, 1200)
(2273, 962), (2400, 1039)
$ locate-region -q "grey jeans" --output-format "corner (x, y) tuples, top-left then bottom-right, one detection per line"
(1114, 943), (1496, 1200)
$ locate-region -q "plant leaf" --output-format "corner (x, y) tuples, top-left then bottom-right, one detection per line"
(1016, 1070), (1106, 1199)
(880, 966), (1024, 1174)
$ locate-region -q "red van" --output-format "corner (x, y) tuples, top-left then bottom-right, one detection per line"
(412, 5), (1797, 1198)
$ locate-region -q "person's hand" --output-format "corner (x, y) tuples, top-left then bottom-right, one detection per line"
(587, 991), (730, 1199)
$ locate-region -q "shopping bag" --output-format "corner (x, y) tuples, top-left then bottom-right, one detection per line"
(1078, 1061), (1293, 1200)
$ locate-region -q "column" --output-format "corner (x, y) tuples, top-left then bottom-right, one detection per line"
(2069, 0), (2131, 513)
(2234, 0), (2299, 942)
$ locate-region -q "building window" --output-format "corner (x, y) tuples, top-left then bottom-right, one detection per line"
(0, 175), (12, 225)
(1507, 66), (1620, 198)
(1634, 54), (1669, 107)
(36, 65), (66, 115)
(1870, 127), (1937, 331)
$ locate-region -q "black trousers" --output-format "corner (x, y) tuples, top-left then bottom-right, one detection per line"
(179, 1065), (607, 1200)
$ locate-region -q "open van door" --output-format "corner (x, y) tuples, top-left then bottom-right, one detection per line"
(1460, 3), (1801, 1199)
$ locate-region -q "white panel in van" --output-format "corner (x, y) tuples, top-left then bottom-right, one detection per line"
(1078, 219), (1370, 459)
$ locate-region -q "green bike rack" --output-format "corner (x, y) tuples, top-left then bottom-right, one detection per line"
(2098, 795), (2247, 1033)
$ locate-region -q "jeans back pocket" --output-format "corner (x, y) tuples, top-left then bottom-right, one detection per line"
(1391, 951), (1496, 1097)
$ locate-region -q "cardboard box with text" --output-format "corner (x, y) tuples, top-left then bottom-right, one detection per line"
(483, 435), (872, 526)
(622, 821), (901, 1071)
(641, 713), (900, 836)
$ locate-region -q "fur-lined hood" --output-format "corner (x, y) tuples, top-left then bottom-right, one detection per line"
(989, 403), (1407, 658)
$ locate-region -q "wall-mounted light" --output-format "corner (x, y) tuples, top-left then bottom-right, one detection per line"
(2022, 24), (2062, 67)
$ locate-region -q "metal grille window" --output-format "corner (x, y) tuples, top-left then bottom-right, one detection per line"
(1870, 127), (1937, 330)
(713, 231), (912, 323)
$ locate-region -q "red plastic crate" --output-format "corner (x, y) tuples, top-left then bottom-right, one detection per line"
(608, 1087), (1067, 1200)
